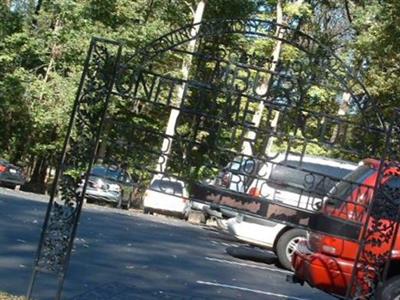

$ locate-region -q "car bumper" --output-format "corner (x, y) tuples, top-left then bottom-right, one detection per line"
(0, 174), (25, 186)
(78, 187), (121, 203)
(292, 240), (353, 296)
(143, 196), (189, 214)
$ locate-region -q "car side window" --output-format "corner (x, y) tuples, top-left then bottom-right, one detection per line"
(269, 161), (307, 193)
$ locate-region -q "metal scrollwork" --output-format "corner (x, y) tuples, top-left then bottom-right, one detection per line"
(28, 19), (398, 300)
(27, 38), (122, 300)
(348, 117), (400, 298)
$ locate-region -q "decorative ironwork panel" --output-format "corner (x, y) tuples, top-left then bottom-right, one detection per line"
(28, 19), (399, 300)
(346, 110), (400, 299)
(27, 38), (122, 300)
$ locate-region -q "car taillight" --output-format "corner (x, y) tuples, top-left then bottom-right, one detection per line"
(307, 233), (343, 257)
(248, 187), (261, 197)
(321, 236), (343, 256)
(182, 197), (189, 203)
(0, 165), (6, 173)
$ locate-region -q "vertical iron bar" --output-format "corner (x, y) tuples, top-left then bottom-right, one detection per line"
(345, 120), (393, 299)
(26, 38), (97, 300)
(381, 110), (400, 286)
(53, 41), (123, 300)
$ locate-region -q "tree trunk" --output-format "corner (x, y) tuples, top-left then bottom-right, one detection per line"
(241, 0), (284, 157)
(155, 0), (206, 174)
(24, 156), (48, 194)
(330, 92), (350, 143)
(38, 18), (62, 102)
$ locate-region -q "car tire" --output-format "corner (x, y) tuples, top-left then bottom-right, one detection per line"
(143, 207), (153, 215)
(376, 275), (400, 300)
(276, 229), (306, 271)
(117, 193), (123, 209)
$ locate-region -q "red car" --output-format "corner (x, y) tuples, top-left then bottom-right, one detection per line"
(291, 159), (400, 299)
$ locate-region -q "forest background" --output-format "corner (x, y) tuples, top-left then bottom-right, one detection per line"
(0, 0), (399, 192)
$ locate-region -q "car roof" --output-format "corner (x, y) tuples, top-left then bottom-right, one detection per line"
(151, 174), (186, 185)
(274, 154), (357, 170)
(235, 153), (357, 170)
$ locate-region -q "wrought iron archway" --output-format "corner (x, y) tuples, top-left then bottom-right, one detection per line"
(27, 19), (399, 299)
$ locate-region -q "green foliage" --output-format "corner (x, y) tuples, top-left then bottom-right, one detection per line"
(0, 0), (399, 187)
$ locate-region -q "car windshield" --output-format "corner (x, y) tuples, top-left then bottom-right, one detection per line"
(91, 166), (123, 182)
(325, 164), (375, 208)
(150, 179), (183, 196)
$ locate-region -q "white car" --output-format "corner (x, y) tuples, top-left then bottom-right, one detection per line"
(143, 175), (190, 218)
(226, 214), (306, 270)
(220, 153), (357, 211)
(223, 155), (357, 270)
(250, 154), (358, 211)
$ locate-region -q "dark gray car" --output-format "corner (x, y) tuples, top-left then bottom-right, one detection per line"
(0, 159), (26, 189)
(77, 165), (137, 209)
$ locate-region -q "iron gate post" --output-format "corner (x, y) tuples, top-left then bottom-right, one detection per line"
(346, 110), (400, 299)
(26, 37), (122, 300)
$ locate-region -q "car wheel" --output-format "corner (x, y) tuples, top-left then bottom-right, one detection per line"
(376, 275), (400, 300)
(276, 229), (306, 271)
(143, 207), (153, 215)
(117, 194), (123, 209)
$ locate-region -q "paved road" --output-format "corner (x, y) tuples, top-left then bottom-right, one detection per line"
(0, 188), (334, 300)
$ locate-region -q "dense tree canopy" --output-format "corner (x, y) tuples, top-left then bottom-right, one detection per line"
(0, 0), (398, 191)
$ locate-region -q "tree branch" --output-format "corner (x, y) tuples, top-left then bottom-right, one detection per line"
(345, 0), (353, 23)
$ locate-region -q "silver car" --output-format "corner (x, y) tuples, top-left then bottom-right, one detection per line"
(77, 165), (137, 209)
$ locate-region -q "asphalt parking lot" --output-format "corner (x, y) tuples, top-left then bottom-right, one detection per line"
(0, 188), (334, 300)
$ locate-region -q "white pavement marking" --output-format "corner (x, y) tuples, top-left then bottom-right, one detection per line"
(196, 281), (308, 300)
(205, 256), (292, 275)
(209, 240), (237, 247)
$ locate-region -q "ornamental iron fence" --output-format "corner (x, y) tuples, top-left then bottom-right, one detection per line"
(27, 19), (399, 299)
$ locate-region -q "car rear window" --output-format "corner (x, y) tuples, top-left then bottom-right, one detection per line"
(91, 166), (123, 182)
(150, 179), (183, 196)
(268, 160), (354, 195)
(325, 165), (375, 208)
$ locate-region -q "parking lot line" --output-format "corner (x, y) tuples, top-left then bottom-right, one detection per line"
(196, 280), (308, 300)
(205, 256), (291, 274)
